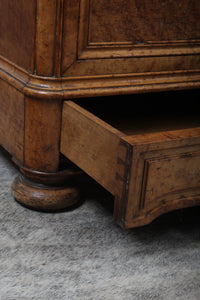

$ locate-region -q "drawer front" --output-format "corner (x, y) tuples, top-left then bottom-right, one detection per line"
(61, 0), (200, 95)
(61, 101), (200, 228)
(115, 129), (200, 228)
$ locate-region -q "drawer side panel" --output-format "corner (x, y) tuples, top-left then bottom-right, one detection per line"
(61, 101), (124, 194)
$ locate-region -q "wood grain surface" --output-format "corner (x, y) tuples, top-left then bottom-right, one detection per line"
(0, 79), (24, 163)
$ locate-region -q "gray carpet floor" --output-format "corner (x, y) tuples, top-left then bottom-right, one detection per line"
(0, 147), (200, 300)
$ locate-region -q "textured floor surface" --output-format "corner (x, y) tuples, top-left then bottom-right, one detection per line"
(0, 147), (200, 300)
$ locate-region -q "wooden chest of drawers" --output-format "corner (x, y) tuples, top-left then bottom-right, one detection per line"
(0, 0), (200, 228)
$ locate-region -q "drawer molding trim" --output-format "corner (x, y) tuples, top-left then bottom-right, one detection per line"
(115, 129), (200, 228)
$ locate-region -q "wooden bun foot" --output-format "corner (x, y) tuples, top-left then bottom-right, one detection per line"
(11, 159), (82, 212)
(11, 175), (80, 212)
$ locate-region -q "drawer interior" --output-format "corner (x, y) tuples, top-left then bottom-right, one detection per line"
(74, 90), (200, 135)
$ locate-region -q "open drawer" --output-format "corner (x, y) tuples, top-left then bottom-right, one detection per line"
(61, 99), (200, 228)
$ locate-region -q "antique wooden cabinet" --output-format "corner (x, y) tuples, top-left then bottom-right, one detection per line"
(0, 0), (200, 228)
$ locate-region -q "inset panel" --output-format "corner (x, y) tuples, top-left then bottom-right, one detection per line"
(141, 152), (200, 210)
(89, 0), (200, 44)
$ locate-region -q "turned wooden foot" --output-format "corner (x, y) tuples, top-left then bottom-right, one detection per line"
(11, 159), (82, 212)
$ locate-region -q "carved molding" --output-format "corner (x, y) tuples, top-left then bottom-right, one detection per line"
(1, 53), (200, 100)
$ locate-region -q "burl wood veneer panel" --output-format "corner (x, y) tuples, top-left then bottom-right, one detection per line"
(0, 79), (24, 163)
(89, 0), (200, 43)
(62, 0), (200, 78)
(0, 0), (36, 72)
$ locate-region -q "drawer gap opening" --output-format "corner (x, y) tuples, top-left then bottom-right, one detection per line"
(73, 90), (200, 136)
